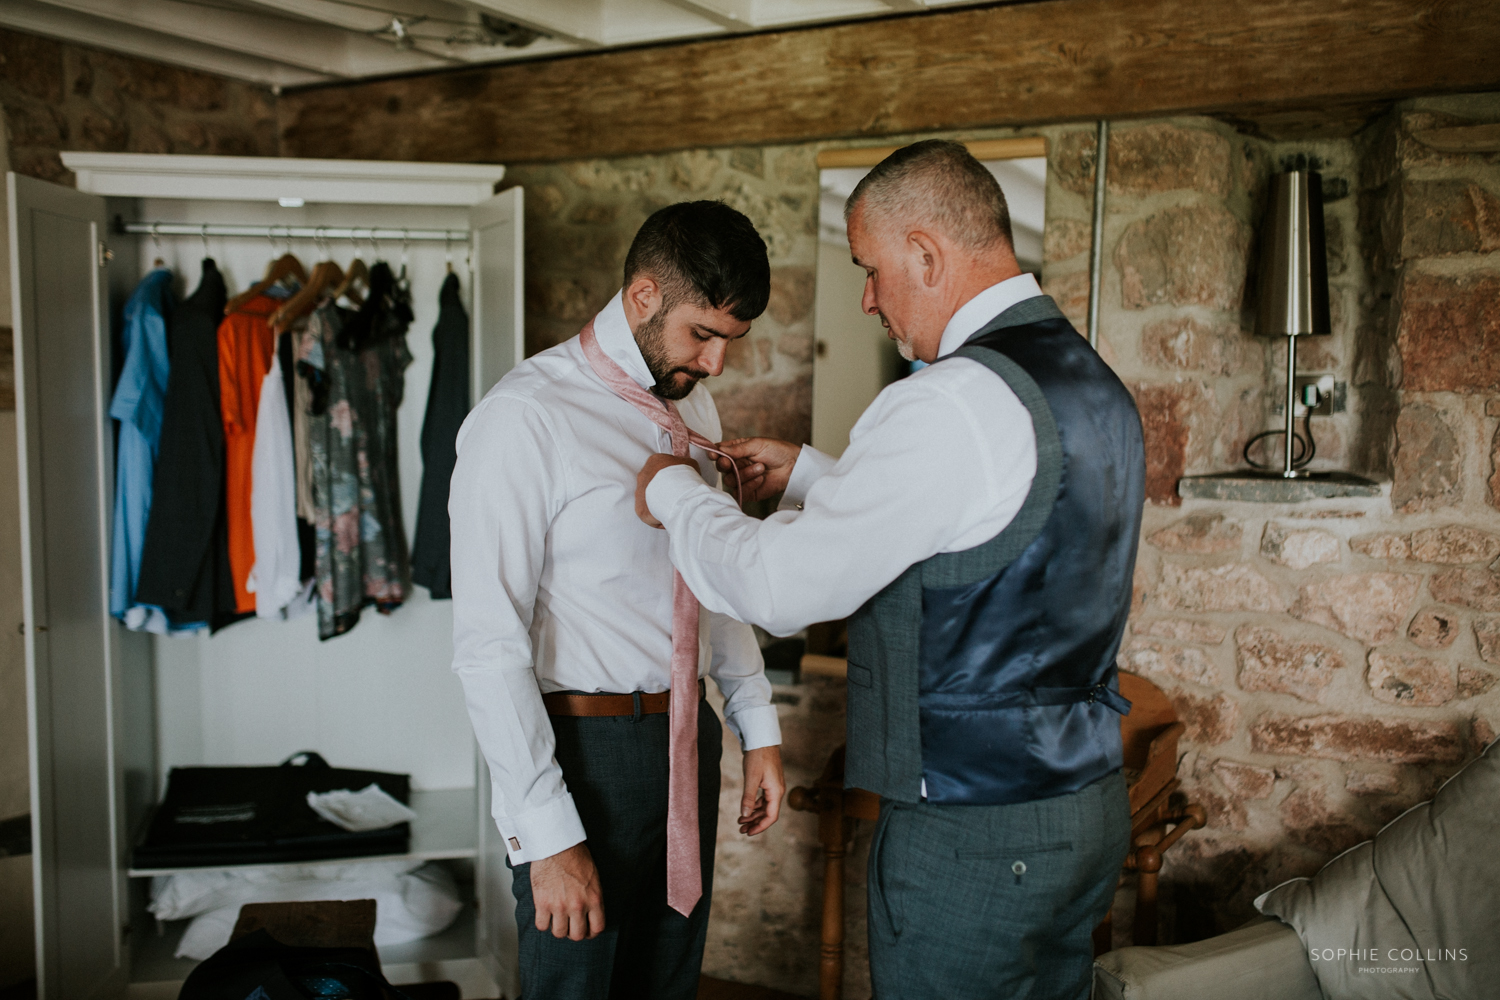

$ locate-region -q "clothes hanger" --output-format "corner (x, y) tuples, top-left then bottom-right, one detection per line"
(225, 253), (309, 314)
(271, 228), (343, 331)
(332, 230), (369, 306)
(151, 222), (165, 268)
(226, 227), (309, 315)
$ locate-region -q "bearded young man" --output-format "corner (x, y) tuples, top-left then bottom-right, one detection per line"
(450, 201), (785, 999)
(636, 142), (1145, 1000)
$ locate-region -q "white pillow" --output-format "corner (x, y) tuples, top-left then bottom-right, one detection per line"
(153, 860), (463, 961)
(1255, 738), (1499, 1000)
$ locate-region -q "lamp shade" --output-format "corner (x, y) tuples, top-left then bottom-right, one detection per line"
(1256, 170), (1331, 338)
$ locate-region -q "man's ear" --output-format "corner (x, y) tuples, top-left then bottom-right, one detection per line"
(908, 230), (944, 289)
(624, 274), (663, 326)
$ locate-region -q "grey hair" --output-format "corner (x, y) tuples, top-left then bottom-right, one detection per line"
(844, 139), (1014, 251)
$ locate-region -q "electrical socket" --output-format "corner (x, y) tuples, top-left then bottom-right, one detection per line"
(1294, 375), (1342, 416)
(1273, 376), (1344, 417)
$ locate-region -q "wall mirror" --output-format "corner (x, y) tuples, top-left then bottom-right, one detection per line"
(811, 139), (1048, 457)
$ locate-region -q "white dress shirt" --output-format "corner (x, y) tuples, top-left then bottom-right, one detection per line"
(450, 290), (781, 866)
(645, 273), (1045, 637)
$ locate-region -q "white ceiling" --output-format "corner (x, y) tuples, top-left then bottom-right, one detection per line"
(0, 0), (997, 89)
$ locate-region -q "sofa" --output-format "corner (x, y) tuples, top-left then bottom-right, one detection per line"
(1092, 737), (1497, 1000)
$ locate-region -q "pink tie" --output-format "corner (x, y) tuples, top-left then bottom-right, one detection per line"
(578, 320), (742, 919)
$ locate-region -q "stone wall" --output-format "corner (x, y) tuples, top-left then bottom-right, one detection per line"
(0, 28), (277, 186)
(1041, 102), (1500, 940)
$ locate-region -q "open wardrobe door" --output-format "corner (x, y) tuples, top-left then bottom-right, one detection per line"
(468, 184), (524, 998)
(468, 185), (525, 404)
(8, 172), (130, 1000)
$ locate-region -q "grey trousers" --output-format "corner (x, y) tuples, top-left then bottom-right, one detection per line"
(868, 771), (1130, 1000)
(510, 699), (723, 1000)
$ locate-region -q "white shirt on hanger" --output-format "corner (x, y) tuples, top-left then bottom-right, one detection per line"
(247, 365), (312, 619)
(644, 273), (1045, 638)
(450, 290), (781, 866)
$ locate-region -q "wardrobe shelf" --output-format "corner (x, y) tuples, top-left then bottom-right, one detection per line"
(127, 901), (481, 995)
(126, 787), (478, 878)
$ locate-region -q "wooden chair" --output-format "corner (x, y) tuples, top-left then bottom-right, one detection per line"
(1096, 671), (1206, 952)
(787, 668), (1203, 1000)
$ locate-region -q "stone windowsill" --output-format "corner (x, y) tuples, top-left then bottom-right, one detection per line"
(1177, 471), (1384, 503)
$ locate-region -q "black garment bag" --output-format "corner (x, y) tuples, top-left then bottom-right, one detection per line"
(133, 752), (411, 869)
(179, 929), (410, 1000)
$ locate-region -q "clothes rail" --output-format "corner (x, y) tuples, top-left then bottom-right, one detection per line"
(118, 221), (469, 242)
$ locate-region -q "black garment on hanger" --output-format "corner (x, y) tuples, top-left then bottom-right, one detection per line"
(135, 259), (247, 631)
(411, 273), (470, 600)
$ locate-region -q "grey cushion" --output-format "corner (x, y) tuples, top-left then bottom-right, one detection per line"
(1092, 917), (1321, 1000)
(1255, 738), (1499, 1000)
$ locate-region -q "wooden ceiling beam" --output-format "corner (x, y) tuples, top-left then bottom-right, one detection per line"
(278, 0), (1500, 164)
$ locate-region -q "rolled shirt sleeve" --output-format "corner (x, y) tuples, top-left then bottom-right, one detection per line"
(450, 393), (587, 865)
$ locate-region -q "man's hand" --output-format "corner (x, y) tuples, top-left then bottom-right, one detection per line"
(529, 842), (606, 940)
(714, 438), (801, 504)
(636, 453), (699, 527)
(739, 745), (785, 836)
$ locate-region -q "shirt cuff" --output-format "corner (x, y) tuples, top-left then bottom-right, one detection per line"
(724, 703), (782, 751)
(778, 445), (837, 511)
(646, 463), (716, 521)
(493, 791), (588, 865)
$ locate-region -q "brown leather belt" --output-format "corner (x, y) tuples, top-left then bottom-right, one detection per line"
(543, 679), (706, 717)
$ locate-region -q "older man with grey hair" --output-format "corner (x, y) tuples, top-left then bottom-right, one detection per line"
(635, 139), (1146, 998)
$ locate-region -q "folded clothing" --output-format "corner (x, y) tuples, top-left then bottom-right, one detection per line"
(150, 858), (463, 961)
(306, 783), (417, 832)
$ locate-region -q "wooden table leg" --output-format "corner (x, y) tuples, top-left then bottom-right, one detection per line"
(1133, 843), (1162, 946)
(790, 779), (854, 1000)
(1092, 911), (1113, 957)
(819, 809), (848, 1000)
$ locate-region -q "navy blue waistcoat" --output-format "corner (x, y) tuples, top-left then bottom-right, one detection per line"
(844, 295), (1145, 806)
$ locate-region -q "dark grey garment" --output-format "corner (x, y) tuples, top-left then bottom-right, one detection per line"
(412, 273), (470, 599)
(509, 699), (722, 1000)
(134, 259), (244, 632)
(867, 771), (1129, 1000)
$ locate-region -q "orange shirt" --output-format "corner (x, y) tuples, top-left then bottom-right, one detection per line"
(219, 297), (278, 613)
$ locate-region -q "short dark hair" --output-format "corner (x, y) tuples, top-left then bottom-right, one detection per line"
(623, 201), (770, 321)
(845, 139), (1014, 251)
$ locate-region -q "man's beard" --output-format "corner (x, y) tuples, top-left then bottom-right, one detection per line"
(894, 332), (917, 363)
(883, 312), (918, 362)
(638, 309), (709, 401)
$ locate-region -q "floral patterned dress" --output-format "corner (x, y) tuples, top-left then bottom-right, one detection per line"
(298, 287), (414, 640)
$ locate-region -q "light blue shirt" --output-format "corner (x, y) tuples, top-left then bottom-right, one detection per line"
(109, 268), (200, 633)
